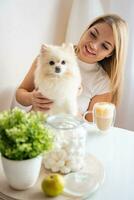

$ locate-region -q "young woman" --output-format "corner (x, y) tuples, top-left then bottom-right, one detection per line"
(16, 14), (128, 121)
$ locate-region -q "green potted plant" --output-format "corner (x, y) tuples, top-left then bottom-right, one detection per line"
(0, 108), (54, 190)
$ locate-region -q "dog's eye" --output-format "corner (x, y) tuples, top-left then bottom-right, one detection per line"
(49, 61), (55, 65)
(61, 60), (66, 65)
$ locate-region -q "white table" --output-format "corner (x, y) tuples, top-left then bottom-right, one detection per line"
(0, 126), (134, 200)
(85, 125), (134, 200)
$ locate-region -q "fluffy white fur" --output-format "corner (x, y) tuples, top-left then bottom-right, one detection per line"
(34, 43), (81, 115)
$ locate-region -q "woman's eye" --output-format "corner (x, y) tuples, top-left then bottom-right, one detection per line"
(90, 31), (96, 38)
(102, 44), (109, 50)
(49, 61), (55, 65)
(61, 60), (66, 65)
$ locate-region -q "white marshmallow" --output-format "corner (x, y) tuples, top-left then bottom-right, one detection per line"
(60, 166), (71, 174)
(51, 166), (60, 172)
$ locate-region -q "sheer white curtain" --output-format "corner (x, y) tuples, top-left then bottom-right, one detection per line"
(66, 0), (104, 44)
(65, 0), (134, 130)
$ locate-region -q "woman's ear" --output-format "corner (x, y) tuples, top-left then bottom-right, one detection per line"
(106, 48), (115, 58)
(106, 52), (113, 58)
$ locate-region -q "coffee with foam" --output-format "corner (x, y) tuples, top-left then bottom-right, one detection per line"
(94, 102), (115, 131)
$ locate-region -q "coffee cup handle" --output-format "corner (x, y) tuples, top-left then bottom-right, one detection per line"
(83, 111), (93, 121)
(83, 111), (95, 128)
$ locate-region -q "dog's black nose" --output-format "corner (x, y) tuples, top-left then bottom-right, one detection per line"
(55, 67), (61, 73)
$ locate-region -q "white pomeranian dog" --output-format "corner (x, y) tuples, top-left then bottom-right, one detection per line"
(34, 43), (81, 116)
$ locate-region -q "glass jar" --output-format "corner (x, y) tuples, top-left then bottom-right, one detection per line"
(43, 114), (87, 174)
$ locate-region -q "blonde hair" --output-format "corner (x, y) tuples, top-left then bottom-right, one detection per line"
(76, 14), (128, 105)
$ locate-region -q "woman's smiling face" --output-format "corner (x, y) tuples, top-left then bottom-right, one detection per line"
(77, 22), (115, 63)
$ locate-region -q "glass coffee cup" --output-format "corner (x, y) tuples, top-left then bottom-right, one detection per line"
(83, 102), (116, 133)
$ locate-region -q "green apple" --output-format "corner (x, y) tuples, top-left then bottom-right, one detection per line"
(41, 173), (64, 197)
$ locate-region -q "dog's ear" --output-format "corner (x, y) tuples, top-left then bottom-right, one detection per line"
(40, 44), (48, 54)
(63, 43), (75, 54)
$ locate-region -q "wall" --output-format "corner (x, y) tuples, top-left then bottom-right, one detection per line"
(0, 0), (73, 110)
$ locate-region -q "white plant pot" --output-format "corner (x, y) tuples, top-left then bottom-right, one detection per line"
(1, 155), (42, 190)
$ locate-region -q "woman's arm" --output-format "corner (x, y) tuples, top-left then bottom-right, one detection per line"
(85, 92), (112, 122)
(16, 58), (37, 106)
(16, 57), (53, 112)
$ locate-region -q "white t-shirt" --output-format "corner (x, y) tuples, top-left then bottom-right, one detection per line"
(77, 59), (111, 114)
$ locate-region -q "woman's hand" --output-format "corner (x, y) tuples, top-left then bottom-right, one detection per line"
(31, 90), (53, 112)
